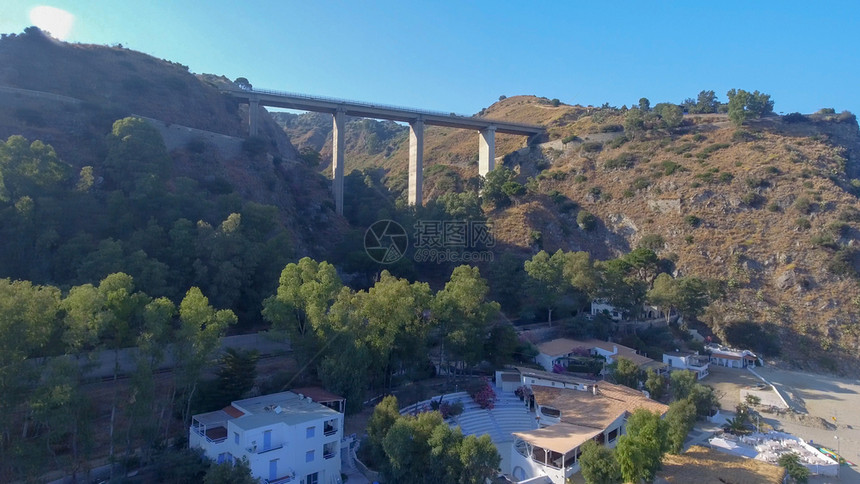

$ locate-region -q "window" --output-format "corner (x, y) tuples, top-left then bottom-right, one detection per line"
(306, 426), (315, 438)
(306, 450), (315, 462)
(233, 432), (239, 445)
(307, 472), (319, 484)
(608, 428), (618, 443)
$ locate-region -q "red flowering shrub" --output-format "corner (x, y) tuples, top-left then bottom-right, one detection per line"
(470, 380), (497, 410)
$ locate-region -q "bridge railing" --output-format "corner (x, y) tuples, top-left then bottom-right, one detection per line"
(223, 87), (544, 131)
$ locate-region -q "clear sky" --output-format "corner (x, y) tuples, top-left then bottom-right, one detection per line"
(1, 1), (858, 116)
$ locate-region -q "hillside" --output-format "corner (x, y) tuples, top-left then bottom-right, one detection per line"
(283, 95), (860, 371)
(0, 28), (347, 326)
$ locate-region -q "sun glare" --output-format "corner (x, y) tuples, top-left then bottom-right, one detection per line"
(29, 5), (75, 41)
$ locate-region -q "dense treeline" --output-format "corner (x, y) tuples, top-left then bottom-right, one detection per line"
(0, 274), (235, 481)
(0, 120), (293, 326)
(262, 259), (526, 413)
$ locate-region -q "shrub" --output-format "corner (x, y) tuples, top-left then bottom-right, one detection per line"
(581, 141), (603, 153)
(827, 247), (859, 277)
(794, 197), (813, 214)
(767, 202), (780, 212)
(607, 135), (629, 149)
(562, 134), (580, 144)
(470, 380), (497, 410)
(578, 210), (597, 231)
(622, 189), (634, 198)
(692, 133), (707, 142)
(732, 129), (757, 142)
(684, 215), (702, 227)
(718, 172), (734, 183)
(741, 192), (764, 207)
(573, 174), (588, 183)
(604, 152), (637, 170)
(600, 124), (624, 133)
(782, 112), (808, 123)
(817, 108), (836, 115)
(551, 98), (561, 107)
(638, 234), (665, 251)
(795, 217), (811, 230)
(633, 177), (651, 190)
(837, 110), (856, 123)
(661, 161), (684, 176)
(810, 234), (838, 249)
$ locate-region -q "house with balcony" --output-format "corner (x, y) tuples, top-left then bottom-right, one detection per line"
(190, 390), (344, 484)
(663, 350), (710, 379)
(706, 344), (759, 369)
(536, 338), (666, 376)
(510, 383), (668, 483)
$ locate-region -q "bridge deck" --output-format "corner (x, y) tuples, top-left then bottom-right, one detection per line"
(224, 88), (544, 136)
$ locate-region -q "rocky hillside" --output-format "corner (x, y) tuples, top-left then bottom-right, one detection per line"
(283, 95), (860, 371)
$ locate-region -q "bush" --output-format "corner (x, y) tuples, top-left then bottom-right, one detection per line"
(605, 152), (637, 170)
(741, 192), (764, 207)
(795, 217), (811, 230)
(661, 161), (684, 176)
(827, 247), (859, 277)
(692, 133), (707, 142)
(633, 177), (651, 190)
(607, 135), (629, 149)
(794, 197), (813, 214)
(732, 129), (757, 142)
(562, 134), (580, 144)
(577, 210), (597, 231)
(470, 380), (497, 410)
(551, 98), (561, 107)
(684, 215), (702, 227)
(718, 172), (734, 183)
(767, 202), (780, 212)
(600, 124), (624, 132)
(782, 112), (808, 123)
(581, 141), (603, 153)
(573, 174), (588, 183)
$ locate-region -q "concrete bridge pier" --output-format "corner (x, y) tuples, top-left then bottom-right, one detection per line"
(408, 118), (424, 206)
(479, 126), (496, 177)
(332, 109), (345, 215)
(249, 98), (260, 136)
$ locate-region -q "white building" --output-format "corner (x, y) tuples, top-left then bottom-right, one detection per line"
(663, 350), (710, 379)
(706, 344), (758, 369)
(510, 383), (668, 483)
(535, 338), (666, 375)
(190, 390), (344, 484)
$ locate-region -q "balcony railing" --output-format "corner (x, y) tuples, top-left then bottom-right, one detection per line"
(324, 450), (336, 459)
(191, 426), (227, 444)
(248, 444), (284, 454)
(324, 425), (337, 436)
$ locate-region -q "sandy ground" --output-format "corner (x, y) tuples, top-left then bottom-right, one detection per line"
(702, 365), (860, 484)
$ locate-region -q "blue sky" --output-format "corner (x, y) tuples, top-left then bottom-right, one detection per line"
(2, 1), (858, 116)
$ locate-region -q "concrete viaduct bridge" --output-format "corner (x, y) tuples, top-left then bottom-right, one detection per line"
(223, 88), (544, 215)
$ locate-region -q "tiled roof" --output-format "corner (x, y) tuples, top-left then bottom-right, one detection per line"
(532, 383), (668, 431)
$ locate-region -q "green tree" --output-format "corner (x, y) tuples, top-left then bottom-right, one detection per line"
(778, 452), (811, 483)
(693, 90), (718, 114)
(688, 383), (720, 418)
(670, 370), (698, 401)
(616, 409), (668, 483)
(481, 167), (518, 208)
(524, 249), (571, 323)
(645, 369), (667, 401)
(459, 433), (501, 484)
(727, 89), (774, 126)
(0, 135), (71, 201)
(175, 287), (237, 427)
(261, 257), (343, 365)
(204, 457), (259, 484)
(638, 97), (651, 112)
(104, 117), (170, 192)
(216, 348), (259, 404)
(624, 108), (645, 138)
(654, 103), (683, 128)
(579, 439), (622, 484)
(665, 398), (697, 453)
(610, 357), (642, 389)
(367, 395), (400, 464)
(432, 265), (500, 372)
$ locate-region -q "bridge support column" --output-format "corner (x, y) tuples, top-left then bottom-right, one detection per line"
(479, 126), (496, 177)
(408, 118), (424, 206)
(332, 109), (345, 215)
(249, 99), (260, 136)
